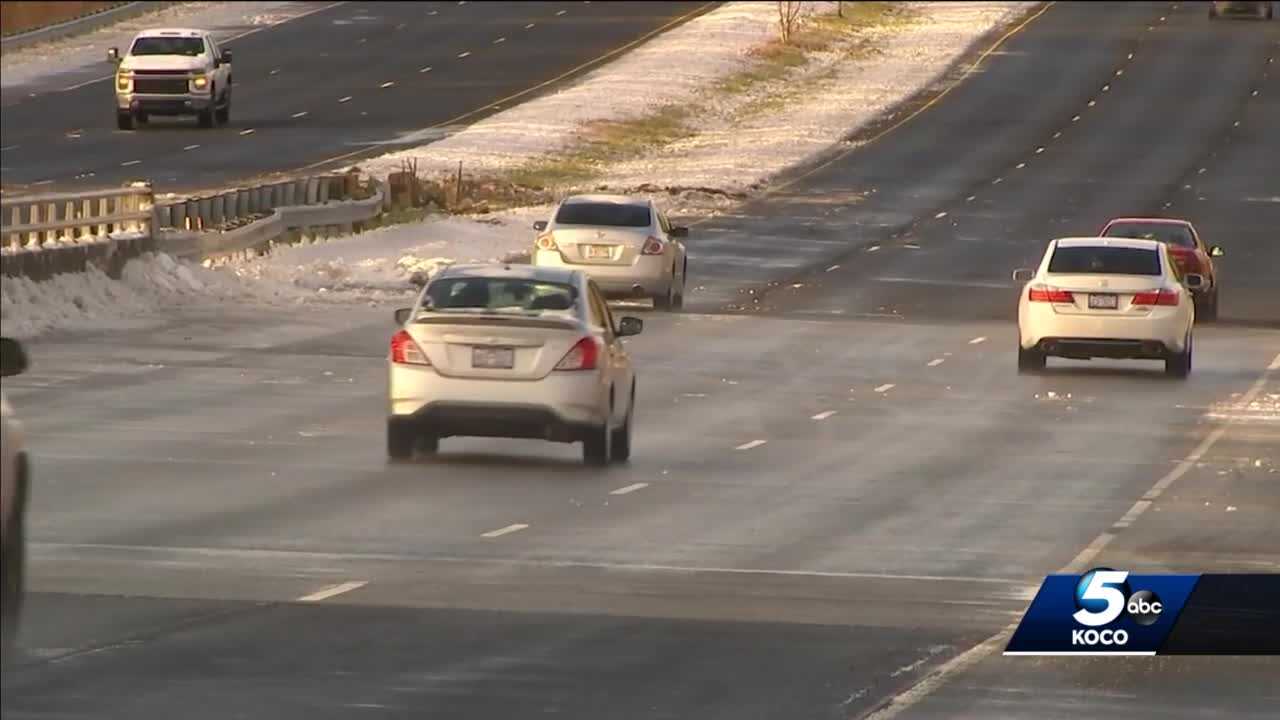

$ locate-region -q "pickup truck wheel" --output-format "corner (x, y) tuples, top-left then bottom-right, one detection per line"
(116, 111), (135, 130)
(1, 501), (25, 660)
(216, 93), (231, 126)
(198, 87), (216, 128)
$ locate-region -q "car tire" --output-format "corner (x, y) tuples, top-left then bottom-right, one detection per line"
(216, 92), (231, 126)
(583, 422), (611, 466)
(1, 493), (25, 660)
(387, 418), (417, 460)
(198, 92), (215, 128)
(116, 111), (135, 131)
(610, 386), (634, 463)
(1197, 289), (1219, 323)
(418, 434), (439, 456)
(1017, 344), (1046, 373)
(1165, 335), (1192, 379)
(653, 285), (673, 311)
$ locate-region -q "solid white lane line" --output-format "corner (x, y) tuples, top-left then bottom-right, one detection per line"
(811, 410), (837, 421)
(297, 580), (367, 602)
(927, 359), (945, 367)
(969, 336), (986, 345)
(874, 383), (895, 393)
(610, 483), (649, 496)
(119, 160), (140, 166)
(735, 439), (767, 450)
(338, 96), (352, 103)
(239, 128), (255, 136)
(291, 111), (308, 119)
(458, 51), (471, 58)
(183, 144), (200, 151)
(380, 81), (396, 88)
(481, 523), (528, 538)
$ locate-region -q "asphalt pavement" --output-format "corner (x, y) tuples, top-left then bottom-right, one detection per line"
(1, 2), (1277, 719)
(0, 1), (711, 192)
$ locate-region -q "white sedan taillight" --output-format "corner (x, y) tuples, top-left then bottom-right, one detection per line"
(641, 236), (665, 255)
(1131, 289), (1179, 306)
(555, 337), (599, 371)
(390, 330), (430, 365)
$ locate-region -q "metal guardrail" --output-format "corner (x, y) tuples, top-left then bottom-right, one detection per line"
(152, 174), (362, 231)
(1, 185), (154, 248)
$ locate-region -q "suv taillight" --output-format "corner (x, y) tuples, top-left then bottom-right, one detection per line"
(1028, 285), (1074, 303)
(641, 236), (665, 255)
(1131, 289), (1179, 306)
(390, 330), (430, 365)
(555, 337), (599, 371)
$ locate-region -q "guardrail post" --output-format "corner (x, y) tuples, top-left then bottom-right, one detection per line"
(220, 191), (236, 225)
(170, 202), (186, 230)
(236, 189), (250, 219)
(306, 177), (320, 205)
(154, 203), (172, 230)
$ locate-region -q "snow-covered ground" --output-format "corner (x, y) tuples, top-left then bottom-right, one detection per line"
(1, 211), (544, 339)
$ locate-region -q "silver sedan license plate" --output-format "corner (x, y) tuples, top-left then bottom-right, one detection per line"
(1089, 293), (1118, 309)
(472, 346), (514, 369)
(585, 244), (613, 259)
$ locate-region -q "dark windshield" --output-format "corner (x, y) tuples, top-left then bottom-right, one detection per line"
(1102, 222), (1196, 248)
(1048, 246), (1162, 275)
(424, 278), (578, 312)
(131, 37), (205, 57)
(554, 202), (651, 228)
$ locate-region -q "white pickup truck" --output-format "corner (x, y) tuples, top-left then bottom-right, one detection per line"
(108, 28), (233, 130)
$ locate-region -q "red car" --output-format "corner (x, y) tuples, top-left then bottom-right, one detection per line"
(1099, 217), (1225, 321)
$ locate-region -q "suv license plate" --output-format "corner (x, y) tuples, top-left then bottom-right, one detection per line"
(1089, 294), (1118, 309)
(472, 346), (514, 369)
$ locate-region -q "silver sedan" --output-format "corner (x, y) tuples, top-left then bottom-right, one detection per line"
(388, 264), (642, 465)
(531, 194), (689, 310)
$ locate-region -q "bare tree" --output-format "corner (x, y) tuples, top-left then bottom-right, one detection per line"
(777, 1), (806, 44)
(837, 1), (844, 18)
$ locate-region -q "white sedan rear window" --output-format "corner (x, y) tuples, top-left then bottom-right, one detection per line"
(1048, 247), (1162, 276)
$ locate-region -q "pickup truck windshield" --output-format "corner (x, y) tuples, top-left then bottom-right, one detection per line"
(130, 37), (205, 57)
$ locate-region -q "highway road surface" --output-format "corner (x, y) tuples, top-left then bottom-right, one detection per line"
(2, 2), (1278, 719)
(0, 0), (711, 192)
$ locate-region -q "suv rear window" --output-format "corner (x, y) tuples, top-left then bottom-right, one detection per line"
(424, 278), (578, 313)
(131, 37), (205, 57)
(1048, 246), (1162, 276)
(1102, 222), (1196, 248)
(554, 202), (651, 228)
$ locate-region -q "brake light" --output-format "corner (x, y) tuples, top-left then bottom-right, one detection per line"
(390, 330), (430, 365)
(536, 233), (558, 251)
(1131, 289), (1179, 306)
(641, 236), (665, 255)
(555, 337), (599, 371)
(1028, 285), (1074, 303)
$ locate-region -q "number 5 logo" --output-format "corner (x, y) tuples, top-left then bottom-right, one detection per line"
(1073, 570), (1129, 627)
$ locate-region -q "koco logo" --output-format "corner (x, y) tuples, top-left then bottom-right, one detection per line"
(1070, 568), (1164, 646)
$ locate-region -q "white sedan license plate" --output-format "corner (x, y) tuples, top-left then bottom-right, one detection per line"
(472, 346), (514, 369)
(584, 244), (613, 259)
(1089, 293), (1118, 309)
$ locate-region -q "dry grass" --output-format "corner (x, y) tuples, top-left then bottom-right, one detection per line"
(506, 105), (693, 189)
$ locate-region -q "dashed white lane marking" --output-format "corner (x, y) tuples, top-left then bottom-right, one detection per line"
(458, 51), (471, 58)
(610, 483), (649, 496)
(0, 144), (17, 152)
(429, 9), (438, 14)
(811, 410), (837, 421)
(874, 383), (895, 393)
(119, 160), (141, 166)
(867, 354), (1280, 719)
(1015, 162), (1026, 169)
(493, 37), (506, 44)
(969, 336), (986, 345)
(826, 264), (841, 272)
(32, 179), (54, 186)
(380, 81), (396, 88)
(557, 9), (567, 15)
(1087, 99), (1096, 107)
(934, 211), (948, 219)
(292, 111), (308, 118)
(735, 439), (767, 451)
(525, 22), (536, 29)
(338, 95), (353, 103)
(1071, 114), (1081, 122)
(1111, 500), (1150, 530)
(965, 195), (976, 202)
(927, 359), (945, 367)
(297, 580), (367, 602)
(239, 128), (255, 136)
(481, 523), (528, 539)
(182, 144), (200, 151)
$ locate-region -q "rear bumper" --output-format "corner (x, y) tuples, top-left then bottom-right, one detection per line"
(117, 93), (212, 115)
(533, 249), (672, 298)
(1033, 337), (1177, 360)
(388, 362), (608, 438)
(1019, 304), (1189, 353)
(393, 402), (600, 442)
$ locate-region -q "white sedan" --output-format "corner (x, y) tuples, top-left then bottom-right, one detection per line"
(388, 264), (642, 465)
(1014, 237), (1201, 378)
